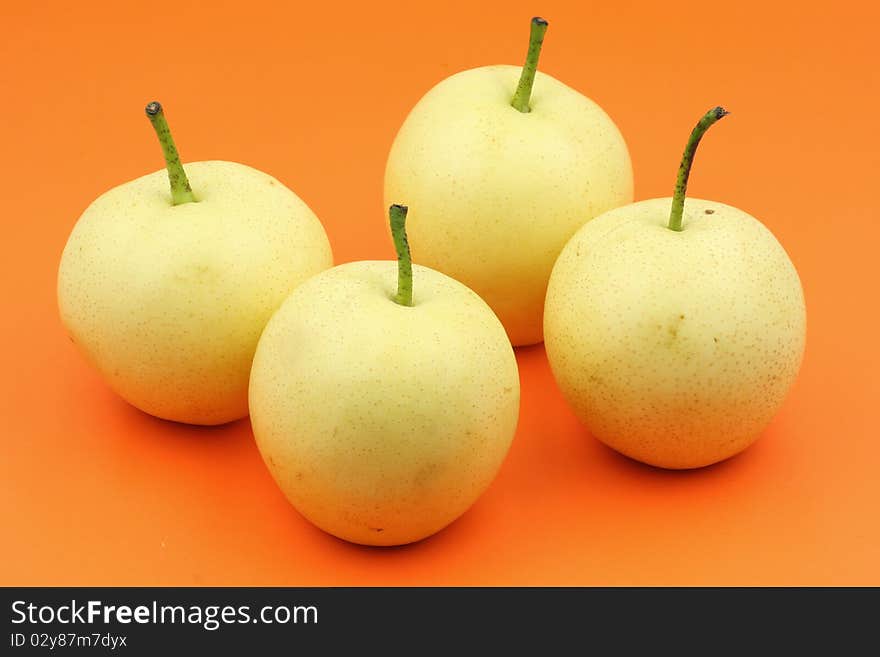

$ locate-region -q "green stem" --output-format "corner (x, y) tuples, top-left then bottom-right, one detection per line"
(389, 204), (413, 307)
(668, 106), (729, 231)
(145, 101), (196, 205)
(510, 17), (549, 113)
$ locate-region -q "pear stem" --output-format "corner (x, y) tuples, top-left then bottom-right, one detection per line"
(145, 101), (196, 206)
(390, 204), (413, 307)
(510, 17), (549, 113)
(668, 106), (729, 231)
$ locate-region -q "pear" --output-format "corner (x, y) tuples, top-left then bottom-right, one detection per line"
(384, 17), (633, 346)
(544, 108), (806, 469)
(249, 205), (519, 545)
(58, 102), (332, 425)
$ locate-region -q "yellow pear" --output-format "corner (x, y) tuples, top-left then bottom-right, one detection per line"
(58, 102), (332, 425)
(544, 108), (806, 469)
(249, 205), (519, 545)
(384, 17), (633, 346)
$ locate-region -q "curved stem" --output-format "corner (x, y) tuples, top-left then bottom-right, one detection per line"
(510, 17), (549, 113)
(145, 101), (196, 205)
(668, 106), (729, 231)
(389, 204), (413, 307)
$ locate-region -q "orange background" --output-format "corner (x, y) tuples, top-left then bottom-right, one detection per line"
(2, 0), (878, 586)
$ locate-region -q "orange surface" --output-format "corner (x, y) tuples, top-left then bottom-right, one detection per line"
(2, 0), (878, 586)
